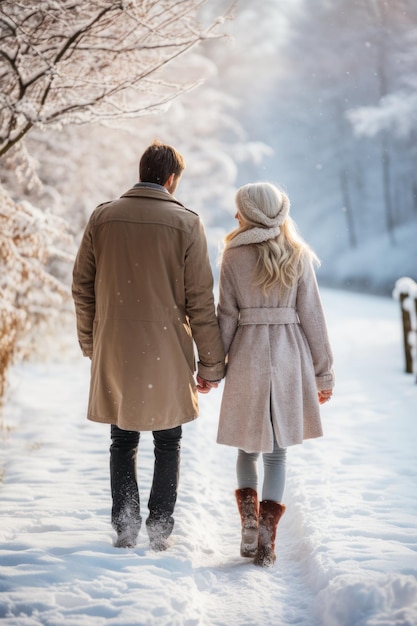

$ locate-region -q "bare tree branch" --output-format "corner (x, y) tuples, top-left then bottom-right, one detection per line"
(0, 0), (230, 157)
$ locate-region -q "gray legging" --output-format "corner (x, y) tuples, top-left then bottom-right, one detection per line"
(236, 437), (287, 502)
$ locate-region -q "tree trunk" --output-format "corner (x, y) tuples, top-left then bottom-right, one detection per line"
(381, 132), (396, 245)
(340, 168), (357, 248)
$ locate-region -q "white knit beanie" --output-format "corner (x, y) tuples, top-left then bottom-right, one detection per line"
(226, 182), (290, 249)
(237, 182), (289, 226)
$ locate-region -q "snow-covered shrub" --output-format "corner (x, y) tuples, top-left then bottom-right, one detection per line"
(0, 184), (75, 402)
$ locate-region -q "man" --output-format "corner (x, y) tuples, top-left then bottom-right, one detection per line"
(72, 141), (225, 550)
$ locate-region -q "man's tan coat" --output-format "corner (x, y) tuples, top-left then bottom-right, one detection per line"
(72, 186), (225, 431)
(217, 245), (334, 452)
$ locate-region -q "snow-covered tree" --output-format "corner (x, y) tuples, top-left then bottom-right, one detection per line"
(237, 0), (417, 261)
(348, 19), (417, 187)
(0, 0), (229, 157)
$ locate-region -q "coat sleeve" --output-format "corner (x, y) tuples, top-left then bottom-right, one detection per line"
(71, 216), (96, 358)
(217, 250), (240, 357)
(184, 219), (225, 381)
(296, 259), (335, 391)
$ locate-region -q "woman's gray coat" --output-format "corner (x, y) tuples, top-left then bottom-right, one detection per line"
(216, 245), (334, 453)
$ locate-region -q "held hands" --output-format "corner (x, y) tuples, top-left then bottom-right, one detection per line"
(318, 389), (333, 405)
(196, 374), (219, 394)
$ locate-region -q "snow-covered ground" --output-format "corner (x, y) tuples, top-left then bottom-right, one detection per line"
(1, 288), (417, 626)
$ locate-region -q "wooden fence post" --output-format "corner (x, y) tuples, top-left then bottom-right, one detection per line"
(414, 297), (417, 383)
(399, 292), (413, 374)
(393, 277), (417, 378)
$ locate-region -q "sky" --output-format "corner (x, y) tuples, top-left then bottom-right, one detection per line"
(1, 287), (416, 626)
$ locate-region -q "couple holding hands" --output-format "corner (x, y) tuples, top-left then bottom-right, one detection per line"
(72, 141), (334, 567)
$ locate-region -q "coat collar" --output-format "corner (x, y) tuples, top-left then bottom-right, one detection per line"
(120, 186), (185, 209)
(133, 182), (169, 193)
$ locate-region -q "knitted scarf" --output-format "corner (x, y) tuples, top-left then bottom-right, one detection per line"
(224, 225), (281, 249)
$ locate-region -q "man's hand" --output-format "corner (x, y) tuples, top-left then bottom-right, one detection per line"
(196, 374), (219, 394)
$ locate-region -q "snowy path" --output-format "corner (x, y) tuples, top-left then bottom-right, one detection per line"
(0, 363), (315, 626)
(1, 289), (417, 626)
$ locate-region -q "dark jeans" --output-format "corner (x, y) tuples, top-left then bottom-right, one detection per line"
(110, 424), (182, 535)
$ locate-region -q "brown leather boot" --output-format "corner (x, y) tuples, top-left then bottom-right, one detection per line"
(253, 500), (286, 567)
(235, 487), (259, 557)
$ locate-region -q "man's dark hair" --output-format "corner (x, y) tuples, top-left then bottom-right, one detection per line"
(139, 140), (185, 185)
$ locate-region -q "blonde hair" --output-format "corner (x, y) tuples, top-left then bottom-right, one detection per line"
(224, 183), (320, 295)
(255, 219), (319, 294)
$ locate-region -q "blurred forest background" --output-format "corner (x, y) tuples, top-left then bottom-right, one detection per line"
(1, 0), (417, 399)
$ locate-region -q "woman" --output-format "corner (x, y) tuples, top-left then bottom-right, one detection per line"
(217, 182), (334, 567)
